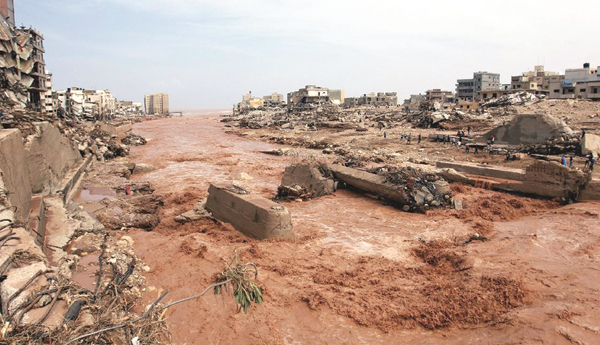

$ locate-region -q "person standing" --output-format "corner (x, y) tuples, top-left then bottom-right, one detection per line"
(418, 133), (421, 144)
(467, 126), (471, 136)
(569, 156), (574, 168)
(561, 155), (568, 167)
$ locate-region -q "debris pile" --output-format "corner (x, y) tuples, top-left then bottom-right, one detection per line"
(121, 133), (147, 146)
(277, 163), (336, 201)
(367, 165), (454, 211)
(481, 91), (540, 108)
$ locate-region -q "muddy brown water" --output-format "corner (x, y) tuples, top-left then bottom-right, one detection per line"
(124, 110), (600, 344)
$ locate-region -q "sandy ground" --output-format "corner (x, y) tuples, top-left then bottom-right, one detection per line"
(114, 111), (600, 344)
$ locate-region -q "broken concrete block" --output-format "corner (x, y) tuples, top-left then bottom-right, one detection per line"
(278, 163), (336, 200)
(175, 200), (213, 224)
(70, 232), (104, 255)
(484, 113), (572, 145)
(132, 163), (156, 175)
(453, 198), (463, 210)
(205, 184), (294, 240)
(581, 133), (600, 155)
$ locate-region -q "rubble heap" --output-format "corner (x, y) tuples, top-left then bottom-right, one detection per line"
(367, 165), (454, 211)
(481, 91), (540, 108)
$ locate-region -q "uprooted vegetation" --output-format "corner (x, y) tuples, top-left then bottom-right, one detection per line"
(3, 254), (262, 344)
(301, 241), (527, 331)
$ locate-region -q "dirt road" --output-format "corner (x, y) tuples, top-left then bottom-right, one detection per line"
(126, 111), (600, 344)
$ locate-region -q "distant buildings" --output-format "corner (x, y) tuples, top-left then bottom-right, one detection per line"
(144, 93), (170, 115)
(345, 92), (398, 107)
(262, 93), (285, 107)
(287, 85), (330, 109)
(510, 65), (563, 96)
(549, 63), (600, 100)
(456, 71), (501, 102)
(425, 89), (454, 103)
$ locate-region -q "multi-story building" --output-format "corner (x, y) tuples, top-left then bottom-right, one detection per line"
(510, 65), (562, 95)
(549, 63), (600, 100)
(262, 93), (285, 107)
(144, 93), (169, 114)
(425, 89), (453, 103)
(43, 71), (54, 115)
(456, 71), (501, 102)
(23, 27), (48, 109)
(287, 85), (330, 109)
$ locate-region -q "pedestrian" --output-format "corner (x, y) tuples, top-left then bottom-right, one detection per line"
(591, 157), (596, 171)
(466, 145), (470, 154)
(585, 154), (591, 168)
(506, 151), (511, 161)
(474, 146), (479, 154)
(569, 156), (574, 168)
(384, 131), (387, 139)
(561, 155), (568, 167)
(407, 134), (412, 144)
(418, 133), (421, 144)
(467, 126), (471, 136)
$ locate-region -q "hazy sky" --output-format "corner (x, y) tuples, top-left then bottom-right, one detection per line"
(15, 0), (600, 109)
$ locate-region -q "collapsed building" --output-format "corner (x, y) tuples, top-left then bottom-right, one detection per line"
(234, 91), (286, 113)
(344, 92), (398, 108)
(287, 85), (344, 110)
(0, 15), (48, 111)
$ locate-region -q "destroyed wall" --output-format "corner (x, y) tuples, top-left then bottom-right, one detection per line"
(24, 122), (82, 194)
(0, 129), (32, 220)
(484, 113), (573, 145)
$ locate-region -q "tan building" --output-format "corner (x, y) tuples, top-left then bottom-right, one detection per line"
(510, 65), (562, 95)
(144, 93), (170, 114)
(425, 89), (453, 103)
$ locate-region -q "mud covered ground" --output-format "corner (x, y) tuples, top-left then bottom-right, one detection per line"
(86, 110), (600, 344)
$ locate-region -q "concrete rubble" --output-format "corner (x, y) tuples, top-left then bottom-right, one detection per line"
(205, 183), (294, 240)
(277, 163), (337, 200)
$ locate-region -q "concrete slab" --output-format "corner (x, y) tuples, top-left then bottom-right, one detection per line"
(436, 161), (526, 181)
(25, 122), (82, 194)
(205, 184), (294, 240)
(328, 165), (407, 204)
(0, 129), (32, 220)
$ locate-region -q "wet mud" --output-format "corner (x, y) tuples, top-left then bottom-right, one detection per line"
(124, 110), (600, 344)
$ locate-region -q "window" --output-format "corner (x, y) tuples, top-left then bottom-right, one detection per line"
(593, 88), (598, 94)
(554, 89), (560, 93)
(580, 88), (586, 92)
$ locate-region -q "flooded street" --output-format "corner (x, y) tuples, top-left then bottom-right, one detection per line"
(124, 111), (600, 345)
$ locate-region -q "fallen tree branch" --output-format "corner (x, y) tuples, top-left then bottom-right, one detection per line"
(93, 234), (109, 300)
(63, 279), (233, 345)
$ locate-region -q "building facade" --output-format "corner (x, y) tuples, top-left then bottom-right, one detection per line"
(510, 65), (562, 95)
(144, 93), (170, 114)
(425, 89), (453, 103)
(548, 63), (600, 100)
(456, 71), (501, 102)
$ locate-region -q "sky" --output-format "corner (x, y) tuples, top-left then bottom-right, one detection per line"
(15, 0), (600, 110)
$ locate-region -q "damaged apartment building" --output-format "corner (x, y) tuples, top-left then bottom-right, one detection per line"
(344, 92), (398, 107)
(287, 85), (344, 110)
(235, 91), (285, 112)
(0, 0), (49, 111)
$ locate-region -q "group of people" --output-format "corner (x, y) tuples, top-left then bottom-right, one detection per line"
(561, 152), (597, 171)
